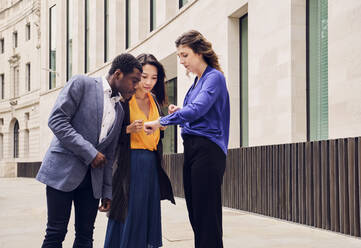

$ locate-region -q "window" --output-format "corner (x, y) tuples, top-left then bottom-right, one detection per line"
(0, 74), (4, 99)
(85, 0), (90, 73)
(25, 23), (30, 41)
(0, 39), (4, 53)
(0, 133), (3, 160)
(49, 5), (57, 89)
(162, 78), (177, 153)
(13, 66), (19, 97)
(24, 129), (29, 158)
(66, 0), (73, 80)
(125, 0), (131, 49)
(104, 0), (109, 62)
(26, 63), (31, 91)
(240, 14), (248, 147)
(307, 0), (328, 141)
(150, 0), (156, 31)
(179, 0), (188, 9)
(13, 120), (19, 158)
(13, 31), (18, 48)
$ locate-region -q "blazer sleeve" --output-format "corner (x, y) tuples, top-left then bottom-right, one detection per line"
(48, 76), (98, 166)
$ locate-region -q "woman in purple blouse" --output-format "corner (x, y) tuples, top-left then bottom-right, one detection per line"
(144, 30), (230, 248)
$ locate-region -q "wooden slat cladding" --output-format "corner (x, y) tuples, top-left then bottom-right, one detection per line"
(17, 162), (41, 178)
(162, 137), (361, 238)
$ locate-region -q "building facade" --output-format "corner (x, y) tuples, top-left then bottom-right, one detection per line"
(0, 0), (360, 177)
(0, 0), (41, 177)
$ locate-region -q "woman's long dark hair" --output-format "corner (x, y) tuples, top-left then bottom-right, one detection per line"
(175, 30), (223, 73)
(136, 53), (167, 106)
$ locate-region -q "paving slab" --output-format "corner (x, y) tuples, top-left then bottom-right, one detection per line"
(1, 178), (361, 248)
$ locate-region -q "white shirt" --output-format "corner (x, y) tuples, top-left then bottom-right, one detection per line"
(99, 76), (121, 143)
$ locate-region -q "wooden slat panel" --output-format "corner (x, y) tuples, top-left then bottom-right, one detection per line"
(321, 140), (330, 230)
(267, 146), (272, 216)
(285, 144), (291, 221)
(338, 139), (350, 235)
(241, 148), (247, 211)
(329, 139), (340, 232)
(17, 162), (41, 178)
(162, 137), (361, 238)
(247, 147), (252, 211)
(305, 142), (314, 226)
(279, 145), (286, 220)
(261, 147), (266, 216)
(313, 142), (322, 228)
(347, 138), (360, 236)
(358, 138), (361, 236)
(298, 143), (306, 224)
(256, 146), (262, 214)
(253, 147), (258, 213)
(274, 145), (279, 218)
(291, 143), (299, 222)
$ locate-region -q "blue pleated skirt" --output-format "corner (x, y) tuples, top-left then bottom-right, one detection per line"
(104, 149), (162, 248)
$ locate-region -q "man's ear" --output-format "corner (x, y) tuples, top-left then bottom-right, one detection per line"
(116, 69), (124, 81)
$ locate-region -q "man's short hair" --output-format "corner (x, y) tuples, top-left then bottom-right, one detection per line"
(108, 53), (142, 76)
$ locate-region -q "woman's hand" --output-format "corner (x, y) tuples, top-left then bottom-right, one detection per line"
(144, 119), (162, 135)
(126, 120), (143, 134)
(168, 104), (181, 114)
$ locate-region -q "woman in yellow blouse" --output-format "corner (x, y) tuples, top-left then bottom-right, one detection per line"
(104, 54), (175, 248)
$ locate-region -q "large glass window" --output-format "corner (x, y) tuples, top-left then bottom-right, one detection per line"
(179, 0), (188, 9)
(0, 38), (4, 53)
(307, 0), (328, 141)
(0, 74), (4, 99)
(13, 66), (19, 97)
(104, 0), (109, 62)
(240, 14), (248, 147)
(162, 78), (177, 154)
(126, 0), (131, 49)
(66, 0), (73, 80)
(13, 31), (18, 48)
(49, 5), (57, 89)
(150, 0), (157, 31)
(26, 63), (31, 91)
(25, 23), (31, 41)
(0, 38), (5, 53)
(13, 120), (19, 158)
(85, 0), (90, 73)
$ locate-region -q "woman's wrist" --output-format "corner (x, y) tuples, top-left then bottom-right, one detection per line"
(158, 117), (164, 127)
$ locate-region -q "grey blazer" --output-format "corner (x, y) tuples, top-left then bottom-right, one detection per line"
(36, 75), (124, 200)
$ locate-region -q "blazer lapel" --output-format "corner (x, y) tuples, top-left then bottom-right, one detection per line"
(95, 77), (104, 143)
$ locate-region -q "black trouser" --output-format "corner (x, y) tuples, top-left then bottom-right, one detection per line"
(183, 134), (226, 248)
(41, 170), (100, 248)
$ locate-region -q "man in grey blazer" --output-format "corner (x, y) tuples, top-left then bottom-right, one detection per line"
(36, 53), (142, 248)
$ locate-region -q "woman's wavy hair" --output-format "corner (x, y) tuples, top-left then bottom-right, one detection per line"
(175, 30), (223, 73)
(136, 53), (167, 106)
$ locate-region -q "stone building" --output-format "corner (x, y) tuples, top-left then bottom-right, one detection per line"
(0, 0), (360, 177)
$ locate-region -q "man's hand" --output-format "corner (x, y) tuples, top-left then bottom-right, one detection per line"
(144, 120), (162, 135)
(126, 120), (143, 134)
(168, 104), (181, 114)
(98, 198), (111, 212)
(91, 152), (106, 168)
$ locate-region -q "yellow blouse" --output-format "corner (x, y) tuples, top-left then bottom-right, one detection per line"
(129, 93), (160, 151)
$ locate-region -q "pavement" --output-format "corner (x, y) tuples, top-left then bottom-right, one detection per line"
(1, 178), (361, 248)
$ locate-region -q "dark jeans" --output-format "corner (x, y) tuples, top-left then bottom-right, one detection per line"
(41, 170), (100, 248)
(183, 134), (226, 248)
